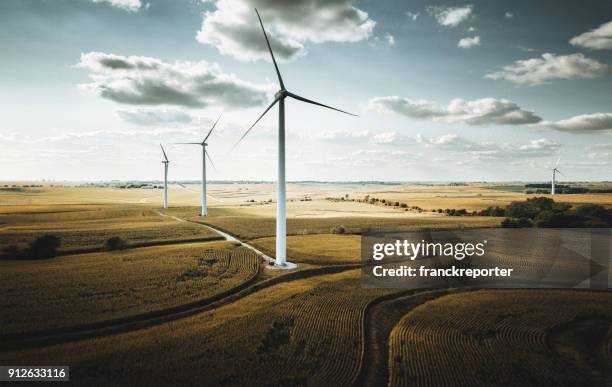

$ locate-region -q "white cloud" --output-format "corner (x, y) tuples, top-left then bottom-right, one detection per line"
(312, 129), (370, 143)
(458, 36), (480, 49)
(536, 113), (612, 133)
(385, 34), (396, 46)
(115, 108), (193, 126)
(371, 131), (398, 144)
(406, 12), (420, 21)
(485, 53), (610, 86)
(196, 0), (376, 62)
(425, 134), (559, 159)
(514, 138), (560, 156)
(77, 52), (271, 108)
(504, 12), (513, 19)
(92, 0), (141, 11)
(367, 96), (541, 125)
(427, 5), (473, 27)
(570, 20), (612, 50)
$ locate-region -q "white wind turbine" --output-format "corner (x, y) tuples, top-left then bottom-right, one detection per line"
(551, 158), (563, 195)
(160, 144), (170, 209)
(233, 9), (356, 267)
(174, 114), (221, 216)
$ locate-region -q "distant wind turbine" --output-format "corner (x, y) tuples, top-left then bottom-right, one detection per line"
(160, 144), (170, 209)
(233, 9), (356, 267)
(174, 114), (222, 216)
(551, 158), (563, 195)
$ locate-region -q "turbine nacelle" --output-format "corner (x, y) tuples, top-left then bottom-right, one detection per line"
(275, 90), (288, 100)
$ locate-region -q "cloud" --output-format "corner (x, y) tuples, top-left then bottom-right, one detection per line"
(385, 34), (396, 46)
(458, 36), (480, 49)
(513, 138), (560, 156)
(115, 108), (193, 126)
(427, 5), (473, 27)
(570, 20), (612, 50)
(504, 12), (513, 19)
(536, 113), (612, 133)
(485, 53), (610, 86)
(92, 0), (141, 11)
(371, 132), (399, 145)
(196, 0), (375, 62)
(310, 129), (371, 144)
(406, 12), (419, 21)
(425, 134), (559, 159)
(77, 52), (270, 108)
(367, 96), (541, 125)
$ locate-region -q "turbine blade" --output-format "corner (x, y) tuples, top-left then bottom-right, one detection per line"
(255, 8), (285, 90)
(205, 150), (216, 171)
(555, 157), (560, 167)
(160, 143), (169, 162)
(204, 113), (222, 143)
(287, 92), (357, 116)
(232, 97), (279, 150)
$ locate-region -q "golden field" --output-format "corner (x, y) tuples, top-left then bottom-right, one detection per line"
(1, 183), (611, 386)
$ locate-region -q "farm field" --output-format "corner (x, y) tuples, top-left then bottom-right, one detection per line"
(0, 183), (611, 385)
(0, 241), (259, 335)
(0, 205), (220, 252)
(389, 290), (612, 386)
(0, 270), (402, 386)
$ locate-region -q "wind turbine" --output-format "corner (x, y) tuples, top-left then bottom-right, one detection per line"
(233, 9), (356, 267)
(160, 144), (170, 209)
(174, 114), (221, 216)
(551, 158), (562, 195)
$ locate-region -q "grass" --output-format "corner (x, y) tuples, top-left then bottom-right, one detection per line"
(389, 290), (612, 386)
(0, 241), (259, 335)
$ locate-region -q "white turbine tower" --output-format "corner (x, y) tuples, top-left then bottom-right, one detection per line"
(551, 158), (562, 195)
(175, 114), (221, 216)
(160, 144), (170, 209)
(233, 9), (356, 267)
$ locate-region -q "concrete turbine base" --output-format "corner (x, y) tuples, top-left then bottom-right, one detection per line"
(266, 260), (297, 270)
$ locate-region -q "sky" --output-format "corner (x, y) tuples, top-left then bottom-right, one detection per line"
(1, 0), (611, 182)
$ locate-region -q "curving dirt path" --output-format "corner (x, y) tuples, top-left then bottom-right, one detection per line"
(155, 210), (275, 262)
(354, 289), (456, 387)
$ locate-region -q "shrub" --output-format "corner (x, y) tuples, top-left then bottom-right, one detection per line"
(105, 236), (127, 251)
(331, 225), (346, 234)
(501, 217), (532, 228)
(25, 235), (61, 259)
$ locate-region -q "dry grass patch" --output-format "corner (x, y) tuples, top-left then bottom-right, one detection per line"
(252, 234), (361, 264)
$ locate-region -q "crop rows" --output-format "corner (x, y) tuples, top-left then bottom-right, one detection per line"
(0, 242), (259, 336)
(388, 290), (612, 386)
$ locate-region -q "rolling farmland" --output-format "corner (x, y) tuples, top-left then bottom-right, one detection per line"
(1, 184), (611, 386)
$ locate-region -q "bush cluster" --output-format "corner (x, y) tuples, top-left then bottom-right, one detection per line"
(2, 235), (62, 259)
(501, 197), (612, 228)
